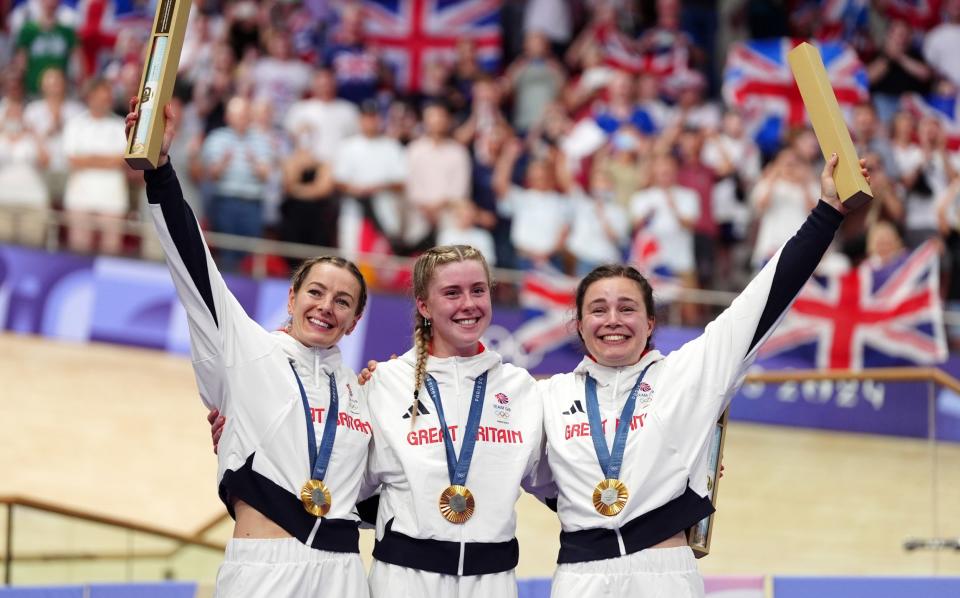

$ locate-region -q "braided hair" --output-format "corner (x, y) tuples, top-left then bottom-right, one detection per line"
(409, 245), (492, 426)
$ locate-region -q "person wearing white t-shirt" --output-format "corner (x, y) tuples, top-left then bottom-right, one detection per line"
(628, 153), (699, 279)
(334, 102), (407, 256)
(566, 187), (629, 276)
(23, 68), (83, 194)
(0, 99), (50, 245)
(493, 138), (573, 271)
(749, 148), (819, 269)
(62, 79), (129, 254)
(247, 31), (312, 127)
(893, 112), (957, 246)
(284, 69), (360, 164)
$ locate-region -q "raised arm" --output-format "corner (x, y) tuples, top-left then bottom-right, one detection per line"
(127, 100), (263, 409)
(657, 155), (867, 445)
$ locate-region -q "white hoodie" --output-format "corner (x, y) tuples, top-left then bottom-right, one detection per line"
(365, 347), (554, 548)
(145, 162), (371, 549)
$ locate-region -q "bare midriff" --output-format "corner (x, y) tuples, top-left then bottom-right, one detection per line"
(232, 499), (292, 539)
(650, 531), (689, 549)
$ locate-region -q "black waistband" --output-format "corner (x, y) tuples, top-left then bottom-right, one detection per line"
(373, 517), (519, 576)
(557, 486), (714, 564)
(219, 453), (360, 554)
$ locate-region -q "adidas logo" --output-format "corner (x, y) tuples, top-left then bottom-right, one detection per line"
(402, 402), (432, 419)
(562, 400), (586, 416)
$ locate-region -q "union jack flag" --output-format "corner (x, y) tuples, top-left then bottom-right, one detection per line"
(759, 242), (947, 369)
(817, 0), (870, 44)
(513, 269), (578, 358)
(882, 0), (941, 30)
(592, 23), (690, 78)
(723, 38), (869, 153)
(900, 92), (960, 150)
(361, 0), (501, 91)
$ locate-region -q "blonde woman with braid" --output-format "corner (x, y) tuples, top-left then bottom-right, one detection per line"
(362, 245), (554, 598)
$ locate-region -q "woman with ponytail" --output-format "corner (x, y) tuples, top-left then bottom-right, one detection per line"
(363, 244), (554, 597)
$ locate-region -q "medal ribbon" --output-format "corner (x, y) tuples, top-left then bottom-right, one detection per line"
(584, 362), (655, 480)
(423, 371), (489, 486)
(290, 362), (339, 481)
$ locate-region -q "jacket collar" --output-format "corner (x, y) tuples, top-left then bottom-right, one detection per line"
(273, 331), (343, 376)
(573, 349), (663, 388)
(398, 344), (502, 379)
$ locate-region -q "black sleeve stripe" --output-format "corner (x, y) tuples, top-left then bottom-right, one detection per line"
(748, 200), (843, 353)
(355, 494), (380, 525)
(144, 161), (219, 328)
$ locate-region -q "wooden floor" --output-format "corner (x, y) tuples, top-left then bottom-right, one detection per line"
(1, 332), (958, 581)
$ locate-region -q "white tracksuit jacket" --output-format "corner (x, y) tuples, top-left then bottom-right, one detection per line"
(539, 200), (845, 569)
(364, 346), (554, 583)
(144, 162), (372, 553)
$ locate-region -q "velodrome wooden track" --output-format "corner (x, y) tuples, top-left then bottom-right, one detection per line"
(2, 331), (959, 583)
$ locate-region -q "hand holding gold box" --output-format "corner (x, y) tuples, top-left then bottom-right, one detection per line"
(688, 409), (729, 558)
(124, 0), (192, 170)
(787, 42), (872, 209)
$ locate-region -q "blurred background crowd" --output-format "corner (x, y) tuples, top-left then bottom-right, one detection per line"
(3, 0), (960, 321)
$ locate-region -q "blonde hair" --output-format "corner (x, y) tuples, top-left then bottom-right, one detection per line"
(409, 245), (493, 426)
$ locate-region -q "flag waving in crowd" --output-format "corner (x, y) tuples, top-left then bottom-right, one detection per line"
(759, 241), (948, 369)
(723, 38), (869, 153)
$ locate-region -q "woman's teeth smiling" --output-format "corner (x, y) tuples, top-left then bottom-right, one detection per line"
(455, 317), (479, 327)
(308, 316), (333, 329)
(601, 334), (627, 342)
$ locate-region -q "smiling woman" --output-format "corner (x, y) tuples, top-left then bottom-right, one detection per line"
(362, 245), (555, 598)
(128, 100), (374, 598)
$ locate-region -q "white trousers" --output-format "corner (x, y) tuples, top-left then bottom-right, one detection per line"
(550, 546), (704, 598)
(369, 559), (518, 598)
(214, 537), (370, 598)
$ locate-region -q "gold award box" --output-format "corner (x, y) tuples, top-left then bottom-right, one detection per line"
(688, 408), (729, 558)
(124, 0), (192, 169)
(787, 41), (872, 209)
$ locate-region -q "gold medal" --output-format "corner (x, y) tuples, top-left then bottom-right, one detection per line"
(300, 479), (332, 517)
(438, 485), (475, 524)
(593, 479), (628, 516)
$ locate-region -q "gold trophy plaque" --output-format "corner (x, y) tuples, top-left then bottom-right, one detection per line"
(787, 41), (872, 209)
(124, 0), (192, 169)
(688, 408), (729, 558)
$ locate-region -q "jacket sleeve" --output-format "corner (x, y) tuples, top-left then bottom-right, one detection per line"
(655, 200), (843, 464)
(144, 160), (265, 410)
(521, 380), (558, 506)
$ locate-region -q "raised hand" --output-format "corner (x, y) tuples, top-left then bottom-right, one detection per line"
(820, 153), (870, 214)
(124, 96), (176, 168)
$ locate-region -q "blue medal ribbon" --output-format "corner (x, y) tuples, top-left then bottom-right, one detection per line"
(584, 362), (655, 480)
(423, 371), (489, 486)
(290, 362), (339, 481)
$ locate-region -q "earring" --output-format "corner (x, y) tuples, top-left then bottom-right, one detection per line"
(424, 318), (431, 329)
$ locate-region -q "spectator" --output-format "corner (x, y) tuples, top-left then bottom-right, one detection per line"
(868, 19), (932, 123)
(852, 102), (899, 179)
(894, 112), (956, 246)
(23, 68), (83, 190)
(453, 75), (509, 151)
(524, 0), (573, 56)
(629, 153), (700, 301)
(250, 98), (286, 226)
(245, 29), (312, 127)
(448, 39), (485, 116)
(493, 138), (572, 271)
(405, 101), (471, 251)
(562, 41), (615, 118)
(701, 110), (760, 285)
(750, 147), (818, 268)
(634, 72), (672, 134)
(591, 128), (652, 211)
(179, 9), (226, 86)
(0, 99), (50, 246)
(0, 71), (28, 121)
(323, 3), (380, 104)
(503, 30), (565, 132)
(436, 200), (497, 265)
(467, 121), (513, 268)
(665, 70), (720, 132)
(674, 125), (717, 288)
(334, 100), (407, 257)
(14, 0), (77, 96)
(284, 68), (360, 164)
(279, 145), (337, 258)
(384, 99), (419, 146)
(225, 0), (261, 63)
(567, 183), (630, 276)
(923, 0), (960, 87)
(200, 96), (277, 271)
(62, 78), (128, 254)
(865, 219), (907, 268)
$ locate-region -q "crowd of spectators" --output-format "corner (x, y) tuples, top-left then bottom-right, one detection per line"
(6, 0), (960, 314)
